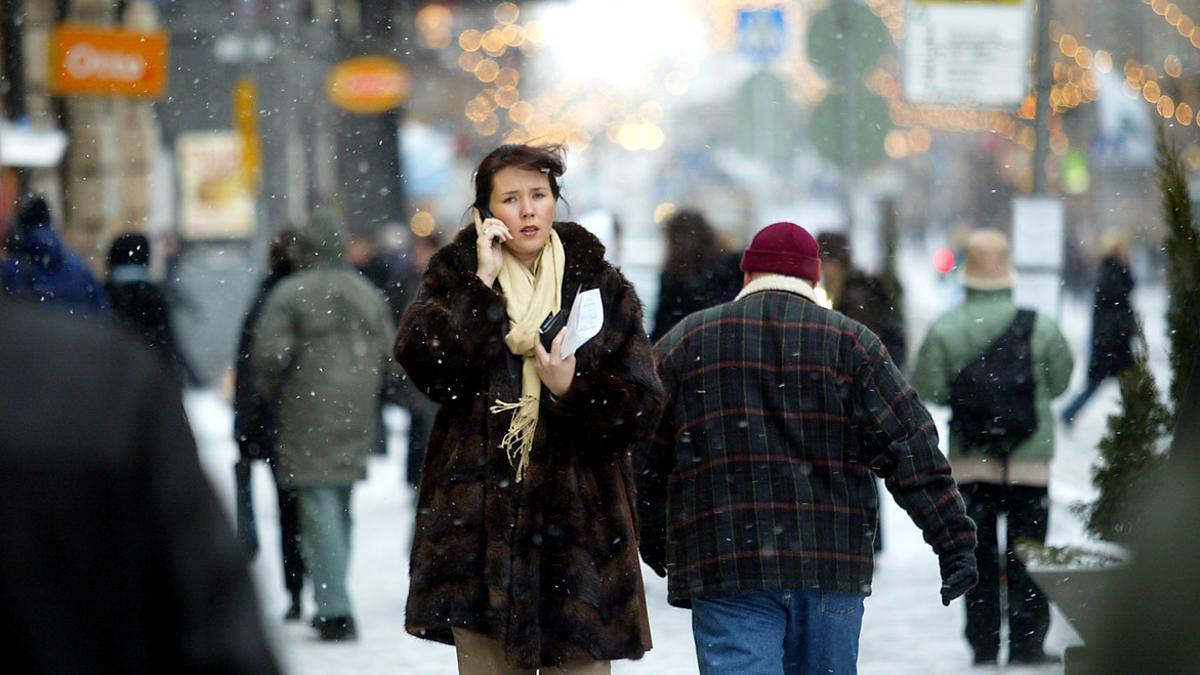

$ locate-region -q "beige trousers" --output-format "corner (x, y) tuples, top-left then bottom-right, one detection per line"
(452, 628), (611, 675)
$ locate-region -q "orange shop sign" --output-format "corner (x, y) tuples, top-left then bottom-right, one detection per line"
(325, 57), (410, 114)
(50, 25), (169, 99)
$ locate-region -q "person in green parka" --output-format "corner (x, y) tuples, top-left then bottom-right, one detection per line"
(911, 228), (1074, 667)
(252, 208), (396, 641)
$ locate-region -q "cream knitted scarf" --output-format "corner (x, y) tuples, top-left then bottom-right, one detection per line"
(490, 228), (565, 481)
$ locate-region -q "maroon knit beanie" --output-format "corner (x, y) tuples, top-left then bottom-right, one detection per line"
(740, 222), (821, 285)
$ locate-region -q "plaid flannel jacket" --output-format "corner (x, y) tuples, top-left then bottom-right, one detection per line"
(638, 278), (976, 607)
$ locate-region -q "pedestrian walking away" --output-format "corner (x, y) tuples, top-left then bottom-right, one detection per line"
(251, 210), (396, 642)
(912, 228), (1074, 667)
(395, 143), (664, 673)
(1, 195), (109, 316)
(817, 230), (908, 553)
(639, 221), (978, 675)
(1060, 230), (1137, 427)
(233, 227), (307, 622)
(105, 232), (197, 385)
(650, 208), (742, 342)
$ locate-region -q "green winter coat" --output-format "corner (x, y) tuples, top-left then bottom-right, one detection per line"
(911, 288), (1074, 462)
(252, 214), (395, 488)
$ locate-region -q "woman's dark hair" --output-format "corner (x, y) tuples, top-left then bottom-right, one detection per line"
(472, 144), (566, 213)
(663, 209), (722, 275)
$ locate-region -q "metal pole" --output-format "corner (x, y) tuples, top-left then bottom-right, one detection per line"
(1032, 0), (1053, 194)
(837, 0), (859, 231)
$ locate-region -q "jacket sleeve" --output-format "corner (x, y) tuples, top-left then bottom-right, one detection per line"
(139, 356), (283, 673)
(854, 334), (977, 558)
(910, 324), (953, 406)
(393, 262), (508, 404)
(634, 335), (680, 577)
(1036, 315), (1074, 399)
(543, 273), (665, 455)
(250, 286), (295, 402)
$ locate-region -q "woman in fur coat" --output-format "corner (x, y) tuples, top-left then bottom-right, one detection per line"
(394, 144), (664, 674)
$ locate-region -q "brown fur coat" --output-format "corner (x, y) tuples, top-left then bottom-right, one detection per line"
(394, 221), (664, 668)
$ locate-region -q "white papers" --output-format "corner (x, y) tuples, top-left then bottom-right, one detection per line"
(560, 288), (603, 358)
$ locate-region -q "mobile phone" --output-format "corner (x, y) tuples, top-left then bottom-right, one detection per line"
(479, 206), (495, 220)
(539, 311), (567, 352)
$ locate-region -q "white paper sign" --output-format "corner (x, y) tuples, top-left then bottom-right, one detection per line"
(903, 0), (1032, 107)
(561, 288), (603, 358)
(1012, 197), (1065, 269)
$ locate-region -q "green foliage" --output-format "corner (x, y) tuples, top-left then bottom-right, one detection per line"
(1155, 124), (1200, 410)
(1081, 341), (1171, 543)
(1079, 127), (1198, 544)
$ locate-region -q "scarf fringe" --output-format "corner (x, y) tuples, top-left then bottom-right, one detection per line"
(490, 397), (537, 481)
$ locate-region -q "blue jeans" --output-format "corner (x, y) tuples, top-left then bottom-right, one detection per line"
(692, 589), (864, 675)
(297, 485), (354, 619)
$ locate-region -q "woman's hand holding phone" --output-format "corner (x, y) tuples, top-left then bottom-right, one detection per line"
(474, 207), (511, 287)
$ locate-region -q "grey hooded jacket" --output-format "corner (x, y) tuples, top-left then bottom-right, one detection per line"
(251, 213), (396, 488)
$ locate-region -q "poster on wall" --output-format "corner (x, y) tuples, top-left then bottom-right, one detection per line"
(176, 131), (255, 239)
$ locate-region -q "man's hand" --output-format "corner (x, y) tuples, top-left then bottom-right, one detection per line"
(939, 550), (978, 606)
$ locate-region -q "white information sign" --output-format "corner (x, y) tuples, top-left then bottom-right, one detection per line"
(903, 0), (1033, 107)
(1012, 196), (1064, 319)
(1012, 196), (1064, 269)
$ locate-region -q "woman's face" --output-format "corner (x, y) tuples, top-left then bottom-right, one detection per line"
(488, 166), (556, 266)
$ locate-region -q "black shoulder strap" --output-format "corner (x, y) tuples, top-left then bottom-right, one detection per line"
(1012, 309), (1036, 339)
(975, 309), (1037, 360)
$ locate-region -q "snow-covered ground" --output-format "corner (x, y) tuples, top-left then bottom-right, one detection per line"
(185, 247), (1168, 674)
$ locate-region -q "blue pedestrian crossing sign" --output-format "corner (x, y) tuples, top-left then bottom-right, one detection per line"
(737, 7), (786, 66)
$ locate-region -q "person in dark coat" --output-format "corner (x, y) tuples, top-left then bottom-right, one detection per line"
(817, 231), (908, 554)
(650, 209), (742, 342)
(639, 222), (977, 675)
(0, 297), (281, 674)
(390, 232), (443, 490)
(817, 231), (907, 368)
(395, 144), (664, 672)
(1, 195), (108, 316)
(1061, 233), (1137, 426)
(105, 232), (195, 384)
(232, 227), (306, 621)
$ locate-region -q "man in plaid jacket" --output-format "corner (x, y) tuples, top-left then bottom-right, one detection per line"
(638, 222), (978, 675)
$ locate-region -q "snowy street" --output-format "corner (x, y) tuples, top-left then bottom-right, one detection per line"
(186, 258), (1167, 675)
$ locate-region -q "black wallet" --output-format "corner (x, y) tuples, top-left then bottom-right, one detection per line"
(538, 310), (567, 351)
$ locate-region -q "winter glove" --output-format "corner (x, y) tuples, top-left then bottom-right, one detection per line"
(938, 549), (978, 606)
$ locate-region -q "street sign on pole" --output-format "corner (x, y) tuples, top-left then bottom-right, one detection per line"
(903, 0), (1032, 108)
(737, 6), (786, 66)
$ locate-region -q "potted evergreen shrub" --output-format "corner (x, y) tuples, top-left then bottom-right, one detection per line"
(1019, 122), (1200, 671)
